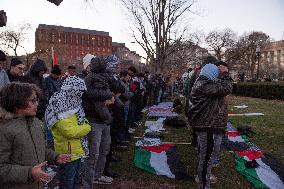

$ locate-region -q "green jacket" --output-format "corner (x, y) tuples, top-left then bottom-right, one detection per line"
(0, 107), (58, 189)
(52, 114), (91, 161)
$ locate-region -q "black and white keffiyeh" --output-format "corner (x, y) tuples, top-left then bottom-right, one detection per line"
(45, 76), (89, 155)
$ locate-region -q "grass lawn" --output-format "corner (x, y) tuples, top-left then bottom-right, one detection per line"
(101, 95), (284, 189)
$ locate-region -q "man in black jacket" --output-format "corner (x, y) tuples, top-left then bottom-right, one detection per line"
(6, 58), (26, 82)
(188, 63), (232, 189)
(82, 56), (124, 187)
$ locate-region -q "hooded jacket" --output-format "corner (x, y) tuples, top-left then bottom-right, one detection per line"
(84, 57), (114, 124)
(84, 57), (125, 124)
(25, 59), (49, 120)
(0, 107), (58, 189)
(188, 74), (233, 133)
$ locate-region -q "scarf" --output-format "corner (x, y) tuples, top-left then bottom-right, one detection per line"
(45, 76), (89, 156)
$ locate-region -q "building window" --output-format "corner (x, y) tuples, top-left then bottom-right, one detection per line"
(97, 37), (101, 46)
(76, 34), (79, 45)
(81, 35), (84, 46)
(103, 37), (106, 47)
(51, 32), (55, 43)
(64, 34), (67, 44)
(270, 51), (274, 64)
(108, 38), (111, 47)
(70, 34), (73, 44)
(87, 35), (90, 46)
(277, 50), (281, 64)
(92, 37), (95, 47)
(46, 31), (49, 41)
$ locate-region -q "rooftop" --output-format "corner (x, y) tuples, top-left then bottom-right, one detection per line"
(37, 24), (110, 36)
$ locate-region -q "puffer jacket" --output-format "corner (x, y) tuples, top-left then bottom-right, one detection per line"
(188, 74), (233, 133)
(83, 57), (122, 124)
(51, 114), (91, 161)
(83, 57), (113, 125)
(0, 107), (58, 189)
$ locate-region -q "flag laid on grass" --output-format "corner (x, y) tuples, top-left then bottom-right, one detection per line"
(223, 122), (284, 189)
(234, 153), (284, 189)
(134, 144), (188, 179)
(226, 131), (248, 143)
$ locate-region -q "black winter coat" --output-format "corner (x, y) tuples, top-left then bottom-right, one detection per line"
(83, 57), (124, 124)
(25, 59), (49, 120)
(188, 74), (233, 133)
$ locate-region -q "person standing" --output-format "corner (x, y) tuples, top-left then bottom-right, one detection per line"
(0, 50), (10, 88)
(25, 59), (49, 120)
(6, 58), (26, 82)
(61, 65), (77, 80)
(45, 76), (91, 189)
(188, 63), (232, 189)
(82, 57), (115, 188)
(0, 82), (70, 189)
(78, 54), (95, 79)
(45, 65), (62, 99)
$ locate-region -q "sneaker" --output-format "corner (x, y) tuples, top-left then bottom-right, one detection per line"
(93, 175), (113, 185)
(195, 175), (217, 184)
(104, 168), (120, 178)
(128, 128), (136, 133)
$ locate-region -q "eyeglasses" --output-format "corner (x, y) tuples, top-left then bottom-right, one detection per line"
(27, 97), (39, 105)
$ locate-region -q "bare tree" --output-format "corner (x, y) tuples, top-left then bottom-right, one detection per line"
(164, 31), (206, 75)
(0, 23), (31, 56)
(226, 31), (270, 78)
(120, 0), (197, 72)
(205, 28), (237, 61)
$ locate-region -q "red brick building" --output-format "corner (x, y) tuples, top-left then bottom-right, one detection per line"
(35, 24), (112, 71)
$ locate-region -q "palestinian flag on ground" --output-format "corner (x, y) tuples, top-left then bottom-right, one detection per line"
(225, 123), (284, 188)
(234, 152), (284, 189)
(134, 144), (188, 179)
(226, 131), (248, 143)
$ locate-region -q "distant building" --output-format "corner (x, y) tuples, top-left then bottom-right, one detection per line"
(261, 40), (284, 79)
(228, 40), (284, 80)
(35, 24), (112, 71)
(112, 42), (144, 72)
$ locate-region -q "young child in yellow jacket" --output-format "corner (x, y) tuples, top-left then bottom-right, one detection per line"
(45, 76), (91, 189)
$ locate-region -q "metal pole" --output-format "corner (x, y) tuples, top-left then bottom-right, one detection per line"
(257, 54), (260, 80)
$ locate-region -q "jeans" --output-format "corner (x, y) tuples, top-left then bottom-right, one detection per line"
(196, 131), (223, 189)
(58, 159), (81, 189)
(82, 122), (111, 189)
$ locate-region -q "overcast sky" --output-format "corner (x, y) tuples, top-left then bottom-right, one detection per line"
(1, 0), (284, 57)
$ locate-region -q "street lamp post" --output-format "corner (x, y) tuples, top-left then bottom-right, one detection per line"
(256, 45), (261, 81)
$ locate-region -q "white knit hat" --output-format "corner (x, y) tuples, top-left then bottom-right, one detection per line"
(83, 54), (95, 69)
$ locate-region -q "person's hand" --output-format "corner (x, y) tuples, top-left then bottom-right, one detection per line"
(105, 96), (115, 105)
(219, 65), (228, 74)
(56, 154), (71, 164)
(31, 161), (51, 182)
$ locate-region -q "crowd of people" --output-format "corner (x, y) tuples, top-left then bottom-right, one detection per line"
(0, 47), (233, 189)
(0, 50), (172, 189)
